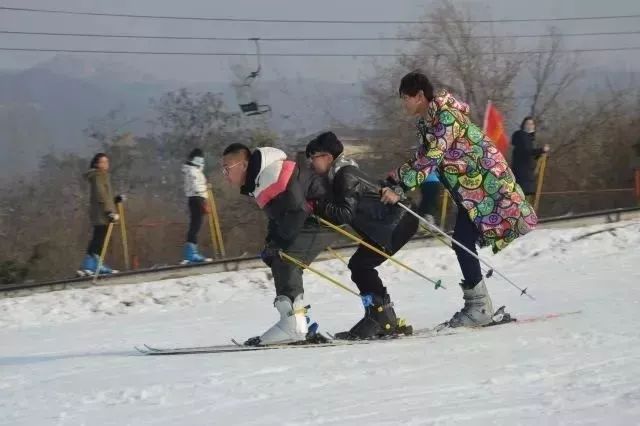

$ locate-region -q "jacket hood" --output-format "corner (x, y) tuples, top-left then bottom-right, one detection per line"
(425, 89), (471, 126)
(85, 168), (107, 180)
(328, 154), (358, 182)
(182, 163), (201, 173)
(241, 147), (288, 196)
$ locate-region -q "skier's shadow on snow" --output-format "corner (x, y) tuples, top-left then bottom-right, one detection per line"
(0, 350), (139, 366)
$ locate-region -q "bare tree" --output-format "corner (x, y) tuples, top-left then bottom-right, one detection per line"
(364, 0), (522, 140)
(526, 28), (582, 126)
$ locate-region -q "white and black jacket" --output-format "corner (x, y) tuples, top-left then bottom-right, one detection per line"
(182, 163), (208, 199)
(241, 147), (327, 249)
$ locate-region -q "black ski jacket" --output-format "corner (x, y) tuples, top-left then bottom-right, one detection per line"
(511, 130), (545, 195)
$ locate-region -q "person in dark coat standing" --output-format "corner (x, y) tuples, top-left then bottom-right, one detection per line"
(510, 117), (550, 196)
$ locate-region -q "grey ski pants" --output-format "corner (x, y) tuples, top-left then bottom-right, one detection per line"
(270, 223), (340, 301)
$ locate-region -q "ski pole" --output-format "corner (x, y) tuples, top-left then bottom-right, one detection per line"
(278, 251), (359, 297)
(355, 176), (494, 283)
(326, 246), (348, 266)
(93, 222), (115, 284)
(313, 215), (444, 290)
(418, 223), (492, 278)
(534, 154), (548, 212)
(117, 201), (130, 270)
(205, 193), (219, 259)
(397, 203), (534, 300)
(208, 187), (226, 257)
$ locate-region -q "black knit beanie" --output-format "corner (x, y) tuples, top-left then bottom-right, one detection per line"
(305, 132), (344, 159)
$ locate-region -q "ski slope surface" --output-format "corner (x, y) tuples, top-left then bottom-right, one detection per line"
(1, 220), (640, 426)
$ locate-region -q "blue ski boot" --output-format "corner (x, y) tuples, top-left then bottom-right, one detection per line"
(92, 254), (119, 275)
(77, 254), (97, 276)
(181, 242), (212, 264)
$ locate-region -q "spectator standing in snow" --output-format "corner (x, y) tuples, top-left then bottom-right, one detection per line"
(78, 153), (120, 276)
(510, 117), (550, 199)
(182, 148), (212, 264)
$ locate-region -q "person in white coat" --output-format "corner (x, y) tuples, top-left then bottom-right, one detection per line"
(182, 148), (212, 264)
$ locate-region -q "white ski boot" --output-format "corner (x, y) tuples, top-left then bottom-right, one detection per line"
(248, 294), (309, 346)
(447, 279), (494, 328)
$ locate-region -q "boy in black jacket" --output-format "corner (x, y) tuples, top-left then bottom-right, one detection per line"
(306, 132), (419, 340)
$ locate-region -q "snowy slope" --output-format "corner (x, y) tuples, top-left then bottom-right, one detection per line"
(1, 221), (640, 426)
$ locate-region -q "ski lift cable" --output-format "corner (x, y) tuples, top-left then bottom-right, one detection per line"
(2, 6), (640, 24)
(2, 29), (639, 41)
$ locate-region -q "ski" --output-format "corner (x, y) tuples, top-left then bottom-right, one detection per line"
(136, 310), (581, 355)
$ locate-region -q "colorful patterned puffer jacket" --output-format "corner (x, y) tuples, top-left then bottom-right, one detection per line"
(392, 89), (538, 253)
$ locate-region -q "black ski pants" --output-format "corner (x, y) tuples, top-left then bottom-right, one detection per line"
(186, 196), (205, 245)
(348, 213), (419, 297)
(87, 225), (109, 256)
(452, 206), (483, 288)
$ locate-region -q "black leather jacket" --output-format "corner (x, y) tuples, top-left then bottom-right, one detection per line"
(316, 156), (414, 252)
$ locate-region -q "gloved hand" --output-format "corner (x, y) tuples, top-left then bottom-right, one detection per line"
(260, 242), (280, 267)
(305, 199), (318, 214)
(200, 198), (211, 214)
(107, 212), (120, 223)
(114, 194), (127, 204)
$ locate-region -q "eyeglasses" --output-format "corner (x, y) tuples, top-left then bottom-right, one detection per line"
(222, 160), (244, 176)
(308, 153), (330, 161)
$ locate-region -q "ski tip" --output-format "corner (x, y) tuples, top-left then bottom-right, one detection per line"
(134, 346), (149, 354)
(143, 344), (162, 352)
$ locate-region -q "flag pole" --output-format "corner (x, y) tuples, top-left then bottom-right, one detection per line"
(482, 100), (491, 133)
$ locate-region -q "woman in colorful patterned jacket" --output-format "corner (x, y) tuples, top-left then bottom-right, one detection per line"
(381, 71), (538, 328)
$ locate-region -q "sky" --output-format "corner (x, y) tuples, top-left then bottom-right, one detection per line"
(0, 0), (639, 83)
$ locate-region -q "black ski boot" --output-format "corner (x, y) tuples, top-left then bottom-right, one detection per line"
(334, 294), (412, 340)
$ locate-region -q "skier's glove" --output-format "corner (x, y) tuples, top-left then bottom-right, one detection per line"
(200, 198), (211, 215)
(114, 194), (127, 204)
(260, 242), (280, 267)
(107, 212), (120, 223)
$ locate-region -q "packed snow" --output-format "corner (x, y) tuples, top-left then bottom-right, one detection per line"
(1, 220), (640, 425)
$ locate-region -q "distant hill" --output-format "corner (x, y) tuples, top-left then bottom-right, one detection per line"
(0, 56), (370, 178)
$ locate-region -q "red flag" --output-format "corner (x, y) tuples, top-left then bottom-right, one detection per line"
(483, 101), (509, 156)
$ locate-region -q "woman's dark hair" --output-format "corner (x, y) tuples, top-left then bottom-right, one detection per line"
(89, 153), (108, 169)
(188, 148), (204, 160)
(399, 71), (434, 101)
(520, 116), (535, 130)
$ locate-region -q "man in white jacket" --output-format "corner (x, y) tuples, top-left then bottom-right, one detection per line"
(222, 143), (338, 346)
(182, 148), (213, 264)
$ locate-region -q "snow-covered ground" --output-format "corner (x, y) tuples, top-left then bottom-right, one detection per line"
(2, 221), (640, 426)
